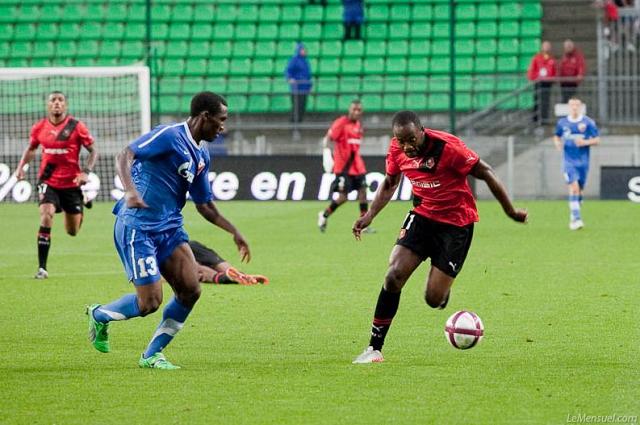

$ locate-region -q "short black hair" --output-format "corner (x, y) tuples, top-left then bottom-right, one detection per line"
(48, 91), (66, 100)
(190, 91), (227, 116)
(392, 110), (421, 128)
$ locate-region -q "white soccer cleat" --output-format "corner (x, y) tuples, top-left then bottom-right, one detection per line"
(352, 346), (384, 364)
(317, 211), (327, 233)
(569, 219), (584, 230)
(34, 268), (48, 279)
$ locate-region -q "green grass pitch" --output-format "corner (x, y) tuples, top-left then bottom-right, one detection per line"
(0, 201), (637, 425)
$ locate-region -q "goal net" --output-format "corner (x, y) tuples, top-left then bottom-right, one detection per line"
(0, 65), (150, 203)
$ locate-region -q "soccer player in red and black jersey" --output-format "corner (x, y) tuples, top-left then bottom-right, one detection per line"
(15, 91), (98, 279)
(317, 99), (373, 233)
(352, 111), (527, 363)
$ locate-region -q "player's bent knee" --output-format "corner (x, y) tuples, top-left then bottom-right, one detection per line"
(384, 268), (407, 293)
(138, 294), (163, 316)
(177, 285), (201, 308)
(425, 293), (443, 309)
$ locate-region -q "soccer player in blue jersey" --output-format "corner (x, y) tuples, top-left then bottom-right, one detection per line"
(86, 92), (251, 369)
(554, 98), (600, 230)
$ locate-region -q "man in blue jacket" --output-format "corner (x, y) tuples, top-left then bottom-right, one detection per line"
(343, 0), (364, 40)
(285, 42), (312, 123)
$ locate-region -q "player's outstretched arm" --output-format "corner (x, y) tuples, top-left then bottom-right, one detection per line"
(195, 201), (251, 263)
(115, 147), (147, 208)
(15, 146), (37, 180)
(352, 173), (401, 240)
(471, 159), (528, 223)
(74, 144), (98, 185)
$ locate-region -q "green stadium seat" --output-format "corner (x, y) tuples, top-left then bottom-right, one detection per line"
(31, 41), (53, 59)
(104, 4), (127, 22)
(254, 41), (276, 58)
(259, 5), (281, 22)
(128, 4), (146, 23)
(151, 4), (171, 22)
(521, 20), (541, 37)
(99, 41), (121, 58)
(125, 23), (145, 40)
(210, 41), (232, 59)
(188, 41), (211, 59)
(499, 3), (522, 20)
(343, 40), (364, 57)
(7, 58), (29, 67)
(0, 42), (9, 59)
(383, 94), (404, 112)
(386, 57), (407, 74)
(339, 77), (361, 94)
(305, 41), (320, 57)
(208, 59), (229, 76)
(499, 21), (520, 37)
(407, 57), (429, 74)
(39, 4), (63, 23)
(249, 77), (273, 94)
(384, 77), (405, 94)
(322, 23), (343, 40)
(163, 59), (186, 76)
(387, 40), (408, 57)
(165, 41), (188, 58)
(363, 57), (385, 74)
(159, 96), (180, 114)
(280, 6), (302, 22)
(410, 40), (430, 55)
(366, 24), (388, 40)
(319, 57), (340, 75)
(248, 95), (270, 113)
(368, 5), (388, 22)
(360, 75), (383, 93)
(103, 23), (125, 40)
(410, 22), (432, 39)
(432, 22), (450, 39)
(433, 4), (450, 20)
(216, 4), (238, 22)
(314, 95), (337, 113)
(151, 41), (166, 58)
(337, 94), (353, 112)
(455, 93), (472, 111)
(55, 41), (76, 58)
(316, 77), (339, 94)
(30, 58), (51, 67)
(456, 4), (476, 20)
(271, 95), (291, 113)
(456, 76), (473, 92)
(456, 39), (475, 55)
(519, 92), (534, 109)
(474, 77), (495, 92)
(232, 41), (255, 58)
(476, 38), (497, 55)
(432, 40), (450, 56)
(184, 78), (207, 95)
(476, 22), (497, 38)
(122, 41), (144, 59)
(169, 23), (191, 40)
(499, 39), (520, 55)
(229, 58), (251, 76)
(213, 23), (234, 40)
(76, 40), (98, 58)
(474, 93), (495, 110)
(303, 5), (324, 21)
(191, 24), (213, 41)
(390, 4), (411, 21)
(152, 23), (169, 40)
(227, 79), (249, 94)
(522, 3), (543, 19)
(407, 77), (428, 92)
(341, 58), (362, 75)
(159, 78), (182, 96)
(406, 93), (428, 110)
(389, 23), (409, 40)
(36, 23), (59, 41)
(185, 58), (207, 76)
(455, 56), (473, 74)
(429, 94), (450, 111)
(321, 40), (342, 57)
(0, 24), (12, 41)
(193, 5), (215, 23)
(430, 56), (450, 74)
(173, 4), (194, 22)
(497, 55), (518, 72)
(325, 5), (342, 22)
(280, 23), (300, 40)
(256, 24), (278, 40)
(365, 40), (387, 57)
(251, 58), (275, 76)
(78, 22), (101, 40)
(475, 56), (496, 73)
(477, 3), (498, 20)
(277, 41), (294, 57)
(521, 38), (540, 55)
(0, 6), (17, 24)
(301, 23), (322, 40)
(497, 78), (518, 92)
(59, 4), (85, 22)
(361, 94), (382, 111)
(456, 22), (475, 38)
(518, 55), (531, 72)
(237, 4), (258, 22)
(17, 5), (40, 22)
(14, 24), (36, 41)
(412, 4), (432, 20)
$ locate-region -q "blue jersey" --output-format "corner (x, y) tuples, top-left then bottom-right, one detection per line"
(555, 115), (599, 166)
(113, 122), (213, 232)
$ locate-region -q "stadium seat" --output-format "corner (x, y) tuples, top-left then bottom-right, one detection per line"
(522, 3), (543, 19)
(125, 23), (145, 40)
(193, 5), (215, 23)
(103, 23), (125, 40)
(165, 41), (188, 58)
(39, 4), (63, 23)
(366, 24), (388, 40)
(407, 57), (429, 74)
(339, 77), (361, 94)
(389, 23), (409, 40)
(259, 5), (281, 23)
(321, 40), (342, 57)
(316, 77), (339, 94)
(99, 41), (121, 58)
(211, 41), (232, 58)
(475, 56), (496, 73)
(521, 21), (541, 37)
(151, 4), (171, 22)
(104, 4), (127, 22)
(271, 95), (291, 113)
(279, 23), (300, 40)
(361, 94), (382, 110)
(476, 38), (497, 55)
(280, 6), (302, 22)
(319, 57), (340, 76)
(407, 77), (429, 93)
(227, 79), (249, 94)
(31, 41), (53, 59)
(411, 22), (432, 39)
(237, 4), (258, 22)
(254, 41), (276, 58)
(152, 23), (169, 40)
(159, 78), (182, 96)
(456, 56), (473, 74)
(208, 59), (230, 76)
(499, 39), (520, 55)
(499, 3), (522, 20)
(248, 95), (270, 113)
(325, 5), (342, 22)
(498, 21), (520, 37)
(433, 4), (450, 20)
(249, 77), (273, 94)
(476, 22), (497, 38)
(429, 93), (450, 111)
(303, 5), (324, 22)
(76, 40), (98, 58)
(232, 41), (255, 58)
(314, 95), (337, 112)
(390, 5), (411, 21)
(455, 93), (472, 111)
(456, 39), (475, 55)
(360, 75), (383, 93)
(0, 6), (18, 24)
(229, 58), (251, 76)
(322, 23), (343, 40)
(412, 4), (432, 20)
(343, 40), (364, 57)
(185, 58), (207, 76)
(14, 23), (36, 41)
(301, 23), (322, 40)
(122, 41), (144, 59)
(35, 23), (59, 41)
(183, 78), (206, 95)
(172, 4), (194, 22)
(257, 24), (279, 40)
(16, 4), (39, 22)
(55, 40), (76, 58)
(368, 5), (388, 22)
(0, 24), (13, 41)
(406, 93), (428, 110)
(477, 3), (498, 20)
(430, 56), (450, 74)
(251, 58), (275, 76)
(388, 40), (409, 57)
(363, 57), (385, 74)
(213, 23), (234, 40)
(456, 22), (476, 38)
(384, 77), (405, 94)
(57, 23), (80, 41)
(341, 58), (362, 75)
(169, 23), (191, 41)
(386, 57), (407, 74)
(521, 38), (540, 55)
(456, 4), (476, 20)
(383, 94), (404, 112)
(365, 41), (387, 57)
(497, 56), (518, 72)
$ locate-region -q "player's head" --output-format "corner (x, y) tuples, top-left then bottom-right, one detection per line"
(563, 39), (575, 53)
(541, 40), (551, 54)
(568, 97), (582, 117)
(47, 91), (67, 119)
(347, 99), (363, 121)
(189, 91), (228, 142)
(392, 110), (426, 158)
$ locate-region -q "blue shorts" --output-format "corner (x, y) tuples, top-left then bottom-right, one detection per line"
(563, 163), (589, 189)
(114, 218), (189, 286)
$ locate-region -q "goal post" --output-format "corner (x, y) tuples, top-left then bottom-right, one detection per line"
(0, 65), (150, 203)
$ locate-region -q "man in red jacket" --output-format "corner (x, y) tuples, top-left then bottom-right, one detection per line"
(527, 41), (557, 124)
(559, 39), (586, 102)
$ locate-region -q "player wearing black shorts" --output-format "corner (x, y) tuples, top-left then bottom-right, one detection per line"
(15, 91), (97, 279)
(351, 111), (527, 363)
(189, 240), (268, 285)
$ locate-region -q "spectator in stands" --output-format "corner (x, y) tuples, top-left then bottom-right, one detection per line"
(308, 0), (328, 6)
(285, 42), (313, 123)
(342, 0), (364, 40)
(559, 39), (586, 102)
(527, 40), (557, 124)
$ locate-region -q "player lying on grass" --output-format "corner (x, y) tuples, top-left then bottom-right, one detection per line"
(189, 240), (268, 285)
(352, 110), (528, 364)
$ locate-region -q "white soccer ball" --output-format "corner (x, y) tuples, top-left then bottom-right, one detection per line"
(444, 310), (484, 350)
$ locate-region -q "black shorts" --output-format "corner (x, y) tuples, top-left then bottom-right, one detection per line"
(189, 240), (225, 268)
(38, 183), (83, 214)
(330, 174), (367, 193)
(396, 211), (474, 278)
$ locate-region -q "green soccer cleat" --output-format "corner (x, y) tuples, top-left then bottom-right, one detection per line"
(138, 353), (181, 370)
(86, 304), (110, 353)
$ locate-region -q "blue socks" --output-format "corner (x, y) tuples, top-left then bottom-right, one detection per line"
(143, 297), (192, 359)
(93, 294), (141, 323)
(569, 194), (581, 220)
